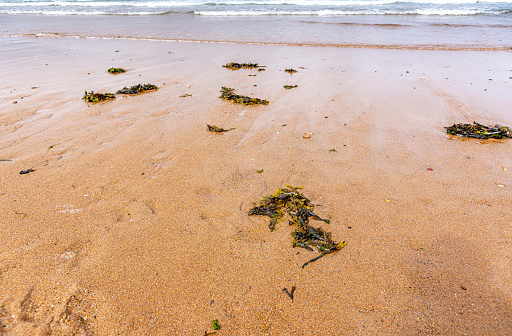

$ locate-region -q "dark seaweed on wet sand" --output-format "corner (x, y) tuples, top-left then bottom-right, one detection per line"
(445, 122), (511, 139)
(249, 185), (346, 268)
(220, 87), (269, 106)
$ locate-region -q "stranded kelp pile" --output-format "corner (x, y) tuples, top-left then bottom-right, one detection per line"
(249, 186), (346, 268)
(117, 84), (158, 95)
(445, 122), (512, 139)
(220, 87), (269, 106)
(222, 62), (262, 70)
(83, 91), (115, 103)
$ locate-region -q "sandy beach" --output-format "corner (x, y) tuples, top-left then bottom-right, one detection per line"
(1, 35), (512, 335)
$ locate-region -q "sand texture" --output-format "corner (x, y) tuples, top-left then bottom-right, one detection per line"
(1, 36), (512, 335)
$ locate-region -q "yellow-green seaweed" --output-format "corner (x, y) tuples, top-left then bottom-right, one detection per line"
(220, 87), (269, 106)
(248, 186), (346, 268)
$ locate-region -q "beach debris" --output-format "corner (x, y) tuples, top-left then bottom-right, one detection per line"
(285, 68), (297, 74)
(15, 211), (27, 219)
(207, 124), (234, 132)
(220, 87), (269, 106)
(212, 319), (221, 331)
(19, 169), (35, 175)
(426, 168), (434, 171)
(303, 132), (312, 139)
(248, 185), (346, 268)
(12, 101), (17, 104)
(282, 286), (296, 301)
(258, 68), (266, 72)
(0, 159), (12, 162)
(283, 85), (298, 89)
(445, 122), (511, 139)
(107, 67), (126, 74)
(116, 84), (158, 95)
(204, 332), (217, 336)
(83, 91), (116, 103)
(222, 62), (261, 70)
(179, 94), (192, 97)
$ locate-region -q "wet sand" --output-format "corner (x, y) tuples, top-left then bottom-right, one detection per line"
(1, 36), (511, 335)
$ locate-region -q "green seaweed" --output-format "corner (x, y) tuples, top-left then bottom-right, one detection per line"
(83, 91), (116, 103)
(220, 87), (269, 106)
(249, 186), (346, 267)
(107, 67), (126, 74)
(116, 84), (158, 95)
(285, 68), (297, 74)
(212, 319), (221, 331)
(283, 85), (298, 89)
(223, 62), (260, 70)
(445, 122), (511, 139)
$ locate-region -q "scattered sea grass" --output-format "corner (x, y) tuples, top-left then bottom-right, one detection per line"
(285, 68), (297, 74)
(283, 85), (298, 89)
(107, 67), (126, 74)
(220, 87), (269, 106)
(83, 91), (116, 103)
(249, 185), (346, 268)
(223, 62), (260, 70)
(445, 122), (511, 139)
(116, 84), (158, 95)
(207, 124), (234, 132)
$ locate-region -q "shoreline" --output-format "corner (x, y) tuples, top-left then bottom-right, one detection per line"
(7, 32), (512, 51)
(1, 35), (512, 334)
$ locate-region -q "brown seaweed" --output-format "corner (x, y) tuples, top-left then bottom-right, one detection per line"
(222, 62), (260, 70)
(207, 124), (234, 132)
(116, 84), (158, 95)
(445, 122), (511, 139)
(285, 68), (297, 74)
(19, 169), (35, 175)
(220, 87), (269, 106)
(282, 286), (296, 301)
(283, 85), (298, 89)
(248, 186), (346, 267)
(83, 91), (115, 103)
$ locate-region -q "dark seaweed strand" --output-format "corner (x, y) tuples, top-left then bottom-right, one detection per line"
(220, 87), (269, 106)
(116, 84), (158, 95)
(445, 122), (511, 139)
(222, 62), (260, 70)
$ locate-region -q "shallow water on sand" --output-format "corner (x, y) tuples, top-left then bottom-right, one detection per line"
(1, 12), (511, 50)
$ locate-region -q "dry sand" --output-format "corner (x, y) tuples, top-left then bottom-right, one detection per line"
(1, 36), (511, 335)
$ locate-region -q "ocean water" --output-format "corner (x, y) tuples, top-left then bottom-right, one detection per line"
(0, 0), (511, 49)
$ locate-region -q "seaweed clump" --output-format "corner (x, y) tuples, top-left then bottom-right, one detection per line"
(107, 67), (126, 74)
(283, 85), (298, 89)
(445, 122), (511, 139)
(220, 87), (269, 106)
(207, 124), (234, 132)
(83, 91), (116, 103)
(249, 185), (346, 268)
(285, 68), (297, 74)
(223, 62), (260, 70)
(116, 84), (158, 95)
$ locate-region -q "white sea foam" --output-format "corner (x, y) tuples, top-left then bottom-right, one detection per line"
(195, 8), (489, 15)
